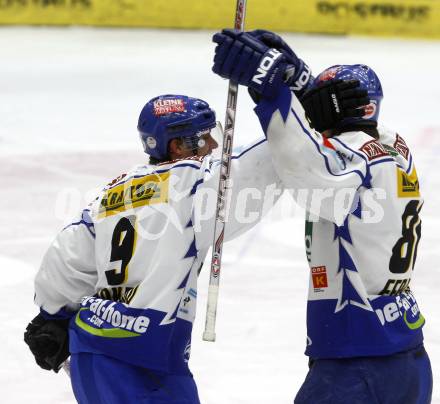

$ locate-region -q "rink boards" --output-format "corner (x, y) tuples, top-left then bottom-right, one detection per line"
(0, 0), (440, 39)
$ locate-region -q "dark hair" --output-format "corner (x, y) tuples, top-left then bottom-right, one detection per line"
(148, 138), (184, 165)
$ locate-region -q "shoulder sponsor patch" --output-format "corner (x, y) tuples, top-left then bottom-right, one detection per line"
(107, 173), (127, 188)
(397, 167), (420, 198)
(393, 134), (410, 160)
(311, 266), (328, 290)
(359, 140), (389, 161)
(382, 144), (399, 157)
(98, 172), (169, 218)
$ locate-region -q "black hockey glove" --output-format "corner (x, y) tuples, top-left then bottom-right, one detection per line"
(24, 313), (70, 372)
(300, 79), (370, 133)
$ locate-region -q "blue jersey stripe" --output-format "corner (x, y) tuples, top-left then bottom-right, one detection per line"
(369, 158), (395, 168)
(63, 209), (96, 238)
(231, 138), (267, 160)
(290, 107), (366, 182)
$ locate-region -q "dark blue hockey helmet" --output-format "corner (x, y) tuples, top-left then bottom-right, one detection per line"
(138, 94), (217, 160)
(311, 64), (383, 127)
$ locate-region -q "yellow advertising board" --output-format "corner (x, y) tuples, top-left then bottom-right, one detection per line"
(0, 0), (439, 39)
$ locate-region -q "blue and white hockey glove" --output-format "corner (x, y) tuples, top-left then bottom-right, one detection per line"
(212, 29), (312, 100)
(212, 29), (288, 99)
(248, 30), (313, 97)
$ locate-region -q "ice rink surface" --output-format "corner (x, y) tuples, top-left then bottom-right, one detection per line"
(0, 27), (439, 403)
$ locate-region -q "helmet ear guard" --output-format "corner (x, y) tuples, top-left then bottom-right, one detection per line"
(311, 64), (383, 129)
(138, 95), (217, 161)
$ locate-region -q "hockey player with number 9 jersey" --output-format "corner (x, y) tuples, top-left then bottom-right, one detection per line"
(24, 94), (284, 404)
(211, 29), (433, 404)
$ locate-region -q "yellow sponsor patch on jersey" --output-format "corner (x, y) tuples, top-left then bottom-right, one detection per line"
(99, 172), (169, 218)
(397, 167), (420, 198)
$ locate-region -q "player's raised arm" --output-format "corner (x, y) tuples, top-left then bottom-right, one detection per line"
(211, 30), (372, 223)
(193, 137), (283, 250)
(213, 29), (433, 404)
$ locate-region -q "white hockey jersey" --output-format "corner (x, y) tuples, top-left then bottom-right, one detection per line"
(34, 138), (282, 373)
(254, 86), (425, 358)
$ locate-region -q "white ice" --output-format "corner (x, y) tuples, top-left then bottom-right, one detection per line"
(0, 27), (439, 404)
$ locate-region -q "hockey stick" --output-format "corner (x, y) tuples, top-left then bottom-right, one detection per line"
(62, 360), (71, 377)
(203, 0), (247, 342)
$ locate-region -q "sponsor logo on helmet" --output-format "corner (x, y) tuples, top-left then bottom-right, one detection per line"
(153, 98), (186, 116)
(363, 100), (377, 119)
(195, 128), (210, 148)
(146, 136), (157, 149)
(318, 67), (340, 82)
(196, 128), (211, 137)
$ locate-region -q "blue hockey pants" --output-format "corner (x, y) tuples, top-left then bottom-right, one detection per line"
(70, 352), (201, 404)
(295, 344), (432, 404)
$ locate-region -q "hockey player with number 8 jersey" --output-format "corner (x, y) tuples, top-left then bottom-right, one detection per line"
(264, 65), (433, 404)
(263, 70), (426, 358)
(211, 28), (433, 403)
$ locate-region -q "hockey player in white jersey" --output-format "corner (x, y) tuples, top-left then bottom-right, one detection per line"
(24, 94), (285, 403)
(212, 29), (433, 403)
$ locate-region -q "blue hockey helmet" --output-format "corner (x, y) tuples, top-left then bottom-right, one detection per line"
(138, 94), (217, 160)
(311, 64), (383, 127)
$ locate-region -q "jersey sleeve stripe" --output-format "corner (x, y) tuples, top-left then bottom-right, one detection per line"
(368, 158), (396, 167)
(190, 179), (204, 195)
(231, 138), (267, 160)
(62, 209), (96, 238)
(62, 221), (96, 238)
(289, 107), (366, 182)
